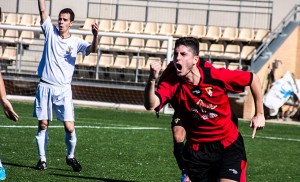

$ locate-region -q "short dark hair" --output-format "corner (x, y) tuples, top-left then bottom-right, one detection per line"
(174, 37), (199, 56)
(59, 8), (75, 22)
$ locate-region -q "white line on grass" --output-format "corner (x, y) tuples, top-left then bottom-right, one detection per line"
(1, 125), (299, 141)
(243, 135), (300, 142)
(0, 125), (166, 130)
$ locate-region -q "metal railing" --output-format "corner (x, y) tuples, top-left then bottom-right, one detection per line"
(252, 4), (300, 62)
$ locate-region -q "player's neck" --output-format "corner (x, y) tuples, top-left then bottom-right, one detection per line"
(59, 32), (71, 39)
(184, 67), (200, 85)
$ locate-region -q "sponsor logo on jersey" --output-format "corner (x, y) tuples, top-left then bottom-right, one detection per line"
(205, 86), (213, 97)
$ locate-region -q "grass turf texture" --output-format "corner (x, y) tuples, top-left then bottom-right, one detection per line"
(0, 101), (299, 182)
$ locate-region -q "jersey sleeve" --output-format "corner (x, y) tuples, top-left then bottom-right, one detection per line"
(76, 38), (91, 56)
(41, 17), (54, 39)
(217, 68), (253, 93)
(155, 64), (178, 111)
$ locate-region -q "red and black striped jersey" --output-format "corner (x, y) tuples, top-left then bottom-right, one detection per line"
(155, 59), (253, 145)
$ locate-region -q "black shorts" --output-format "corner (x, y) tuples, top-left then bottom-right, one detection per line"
(182, 133), (247, 182)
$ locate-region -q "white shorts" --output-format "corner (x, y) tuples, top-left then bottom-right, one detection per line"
(33, 81), (74, 122)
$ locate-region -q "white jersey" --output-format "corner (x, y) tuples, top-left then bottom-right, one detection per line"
(37, 17), (90, 86)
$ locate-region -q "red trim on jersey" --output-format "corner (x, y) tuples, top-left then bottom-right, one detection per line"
(240, 160), (248, 182)
(155, 59), (252, 143)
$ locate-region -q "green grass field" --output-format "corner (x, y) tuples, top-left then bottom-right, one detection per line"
(0, 101), (299, 182)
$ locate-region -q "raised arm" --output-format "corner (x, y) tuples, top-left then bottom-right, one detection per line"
(249, 73), (265, 139)
(144, 61), (162, 110)
(38, 0), (48, 23)
(87, 23), (99, 53)
(0, 73), (19, 122)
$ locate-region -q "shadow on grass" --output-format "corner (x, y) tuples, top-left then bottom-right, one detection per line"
(2, 162), (69, 172)
(51, 173), (136, 182)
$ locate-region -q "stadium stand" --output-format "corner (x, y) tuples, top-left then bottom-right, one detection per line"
(127, 21), (144, 34)
(142, 39), (160, 53)
(126, 38), (145, 52)
(112, 20), (129, 33)
(127, 56), (146, 70)
(99, 36), (114, 50)
(75, 52), (83, 65)
(19, 30), (35, 45)
(0, 46), (17, 71)
(142, 57), (161, 71)
(0, 29), (19, 44)
(99, 19), (113, 32)
(227, 62), (240, 70)
(80, 18), (98, 31)
(173, 24), (191, 37)
(235, 28), (255, 43)
(190, 25), (206, 39)
(253, 29), (270, 43)
(111, 37), (129, 51)
(143, 22), (160, 35)
(111, 54), (130, 69)
(99, 53), (114, 69)
(158, 23), (175, 36)
(199, 42), (209, 57)
(2, 13), (20, 25)
(18, 14), (35, 26)
(223, 44), (240, 60)
(219, 27), (238, 42)
(202, 26), (222, 42)
(79, 52), (98, 67)
(240, 45), (256, 61)
(206, 43), (224, 58)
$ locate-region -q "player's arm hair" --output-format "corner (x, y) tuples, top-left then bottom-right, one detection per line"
(38, 0), (48, 23)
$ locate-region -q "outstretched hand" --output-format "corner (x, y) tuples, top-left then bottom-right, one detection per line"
(250, 113), (265, 139)
(1, 98), (19, 122)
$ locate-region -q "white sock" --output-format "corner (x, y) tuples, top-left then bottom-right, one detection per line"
(65, 130), (77, 159)
(0, 160), (2, 168)
(36, 129), (48, 162)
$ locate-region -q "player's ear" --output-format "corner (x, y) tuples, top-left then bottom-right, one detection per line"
(193, 55), (199, 65)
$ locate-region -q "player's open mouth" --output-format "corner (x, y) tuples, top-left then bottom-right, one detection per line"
(176, 64), (182, 71)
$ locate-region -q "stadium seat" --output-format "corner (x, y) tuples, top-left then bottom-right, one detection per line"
(158, 23), (175, 36)
(206, 43), (224, 58)
(190, 25), (206, 39)
(84, 34), (99, 44)
(99, 19), (113, 32)
(127, 56), (146, 70)
(34, 16), (41, 26)
(99, 36), (114, 50)
(236, 28), (255, 43)
(111, 37), (129, 51)
(111, 55), (130, 69)
(253, 29), (270, 43)
(142, 57), (161, 71)
(0, 29), (19, 44)
(143, 22), (159, 35)
(0, 29), (4, 40)
(19, 30), (35, 45)
(0, 46), (17, 69)
(126, 38), (145, 52)
(112, 20), (128, 33)
(127, 21), (144, 34)
(240, 45), (256, 61)
(99, 53), (114, 68)
(219, 27), (238, 42)
(75, 52), (83, 65)
(18, 14), (35, 26)
(2, 13), (20, 25)
(223, 44), (240, 60)
(173, 24), (191, 37)
(80, 18), (98, 30)
(199, 42), (209, 57)
(212, 61), (227, 68)
(202, 26), (222, 41)
(79, 53), (98, 67)
(227, 62), (240, 70)
(142, 39), (160, 53)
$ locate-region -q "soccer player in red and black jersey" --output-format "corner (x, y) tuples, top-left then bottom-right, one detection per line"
(144, 37), (265, 182)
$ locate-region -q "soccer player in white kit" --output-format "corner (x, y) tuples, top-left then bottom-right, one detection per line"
(34, 0), (99, 172)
